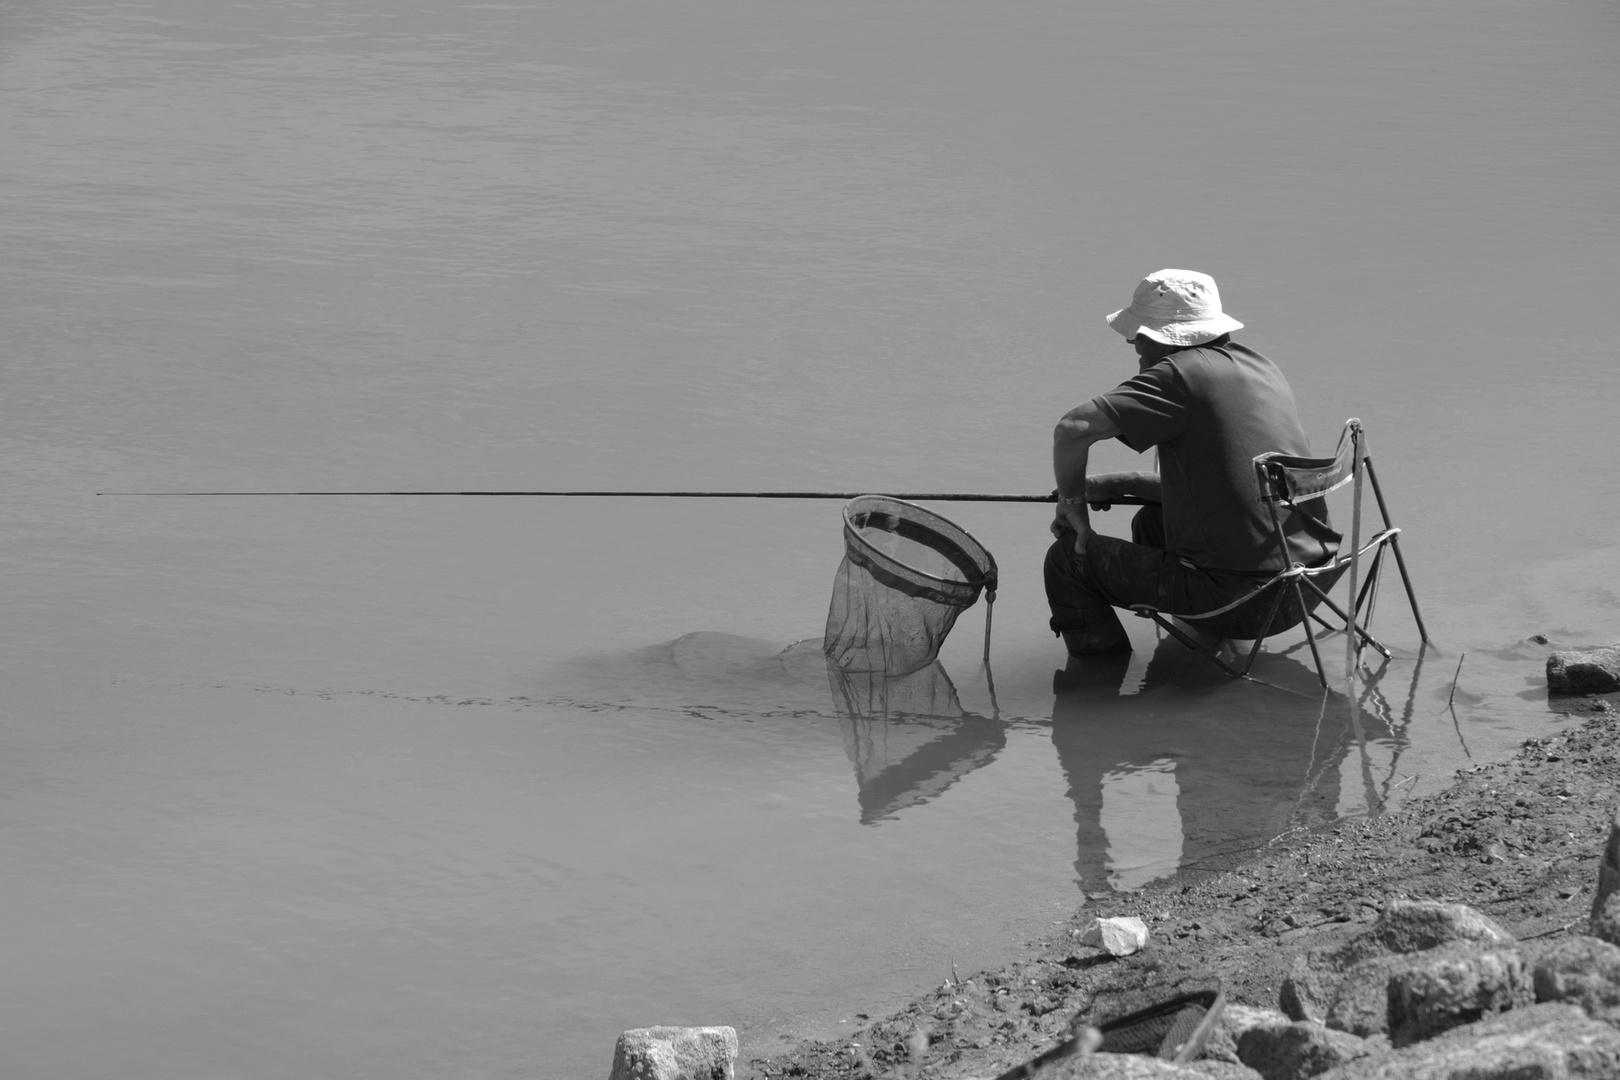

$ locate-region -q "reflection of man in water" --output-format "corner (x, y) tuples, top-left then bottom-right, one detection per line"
(1050, 643), (1349, 892)
(1047, 270), (1336, 656)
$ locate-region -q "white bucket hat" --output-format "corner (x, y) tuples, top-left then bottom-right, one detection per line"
(1106, 269), (1243, 346)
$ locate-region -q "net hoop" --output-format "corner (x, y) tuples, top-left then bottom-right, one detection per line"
(840, 495), (998, 603)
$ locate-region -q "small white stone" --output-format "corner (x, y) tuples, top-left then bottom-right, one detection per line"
(1080, 916), (1150, 956)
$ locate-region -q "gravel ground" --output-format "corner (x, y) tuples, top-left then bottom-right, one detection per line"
(742, 694), (1620, 1080)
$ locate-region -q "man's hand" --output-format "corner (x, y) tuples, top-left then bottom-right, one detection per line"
(1050, 500), (1091, 557)
(1084, 473), (1121, 511)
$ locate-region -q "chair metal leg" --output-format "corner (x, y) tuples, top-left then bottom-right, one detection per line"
(1293, 579), (1330, 688)
(1353, 548), (1386, 619)
(1139, 611), (1249, 679)
(1364, 457), (1429, 643)
(1301, 577), (1393, 660)
(1231, 580), (1292, 678)
(1387, 534), (1429, 643)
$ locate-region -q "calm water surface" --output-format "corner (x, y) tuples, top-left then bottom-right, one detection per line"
(3, 2), (1618, 1077)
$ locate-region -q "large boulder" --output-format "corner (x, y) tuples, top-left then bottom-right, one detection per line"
(1386, 944), (1528, 1047)
(1235, 1020), (1374, 1080)
(608, 1026), (738, 1080)
(1534, 934), (1620, 1022)
(1546, 645), (1620, 693)
(1314, 1003), (1620, 1079)
(1280, 901), (1514, 1026)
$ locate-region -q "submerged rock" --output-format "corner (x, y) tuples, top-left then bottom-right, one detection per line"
(1546, 645), (1620, 694)
(609, 1026), (738, 1080)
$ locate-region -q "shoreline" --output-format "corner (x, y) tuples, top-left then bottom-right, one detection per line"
(741, 691), (1620, 1079)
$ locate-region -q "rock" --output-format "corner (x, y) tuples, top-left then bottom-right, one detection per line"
(1547, 645), (1620, 694)
(1592, 812), (1620, 934)
(1323, 955), (1416, 1037)
(1366, 900), (1514, 956)
(1203, 1005), (1293, 1064)
(1280, 955), (1335, 1023)
(1183, 1063), (1263, 1080)
(1313, 1003), (1620, 1078)
(608, 1026), (738, 1080)
(1534, 934), (1620, 1021)
(1592, 892), (1620, 947)
(1236, 1020), (1374, 1080)
(1279, 902), (1514, 1026)
(1386, 944), (1528, 1047)
(1082, 917), (1150, 957)
(1032, 1052), (1208, 1079)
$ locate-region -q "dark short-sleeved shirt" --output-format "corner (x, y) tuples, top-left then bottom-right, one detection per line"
(1092, 340), (1334, 573)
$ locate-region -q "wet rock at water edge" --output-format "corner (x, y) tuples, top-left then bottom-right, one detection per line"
(1534, 934), (1620, 1022)
(1546, 645), (1620, 694)
(1309, 1003), (1620, 1078)
(1386, 944), (1528, 1047)
(609, 1026), (738, 1080)
(1235, 1020), (1374, 1080)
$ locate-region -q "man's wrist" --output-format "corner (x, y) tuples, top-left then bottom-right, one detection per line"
(1057, 495), (1086, 509)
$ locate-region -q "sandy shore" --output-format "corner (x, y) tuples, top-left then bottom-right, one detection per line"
(742, 693), (1620, 1080)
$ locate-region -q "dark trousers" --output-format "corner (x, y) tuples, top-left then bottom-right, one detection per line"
(1044, 506), (1341, 648)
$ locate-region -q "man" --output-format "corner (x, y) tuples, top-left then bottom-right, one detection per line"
(1046, 269), (1336, 656)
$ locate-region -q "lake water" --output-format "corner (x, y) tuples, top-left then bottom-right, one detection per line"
(3, 2), (1618, 1077)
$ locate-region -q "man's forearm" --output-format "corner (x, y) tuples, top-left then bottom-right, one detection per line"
(1093, 470), (1161, 503)
(1052, 400), (1121, 543)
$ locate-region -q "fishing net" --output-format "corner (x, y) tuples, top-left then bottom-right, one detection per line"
(823, 495), (998, 676)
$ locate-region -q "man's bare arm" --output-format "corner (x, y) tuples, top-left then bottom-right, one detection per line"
(1051, 401), (1123, 552)
(1087, 470), (1162, 506)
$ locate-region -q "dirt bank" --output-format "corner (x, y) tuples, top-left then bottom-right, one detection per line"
(743, 693), (1620, 1080)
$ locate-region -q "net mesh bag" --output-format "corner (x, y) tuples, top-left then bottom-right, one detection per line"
(823, 495), (998, 676)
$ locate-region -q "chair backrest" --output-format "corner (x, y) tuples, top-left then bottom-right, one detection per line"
(1253, 420), (1359, 505)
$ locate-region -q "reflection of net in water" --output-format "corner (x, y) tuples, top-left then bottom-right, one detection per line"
(829, 662), (1005, 824)
(823, 496), (997, 676)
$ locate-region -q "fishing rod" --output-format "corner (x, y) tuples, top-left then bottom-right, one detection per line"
(96, 489), (1154, 504)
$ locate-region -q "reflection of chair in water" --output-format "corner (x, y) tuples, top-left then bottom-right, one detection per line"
(830, 662), (1005, 825)
(1129, 419), (1428, 688)
(1049, 641), (1359, 893)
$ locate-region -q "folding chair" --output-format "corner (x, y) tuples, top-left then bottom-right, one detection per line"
(1129, 419), (1428, 688)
